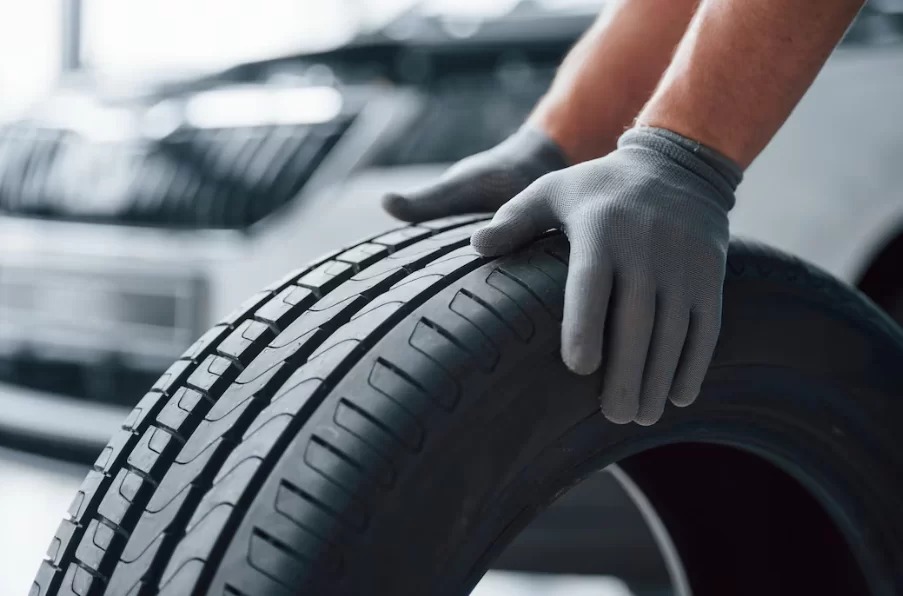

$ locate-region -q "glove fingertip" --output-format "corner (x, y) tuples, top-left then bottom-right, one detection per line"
(470, 211), (541, 256)
(561, 343), (601, 376)
(600, 398), (638, 425)
(470, 225), (512, 256)
(381, 193), (420, 222)
(669, 387), (700, 407)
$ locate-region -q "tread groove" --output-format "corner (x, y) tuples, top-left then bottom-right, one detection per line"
(278, 479), (359, 531)
(124, 465), (159, 489)
(417, 317), (482, 365)
(372, 357), (431, 401)
(308, 435), (365, 474)
(335, 397), (412, 454)
(30, 218), (498, 596)
(251, 315), (282, 335)
(189, 247), (490, 594)
(457, 288), (520, 340)
(495, 267), (557, 319)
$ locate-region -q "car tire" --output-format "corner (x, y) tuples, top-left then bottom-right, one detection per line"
(31, 215), (903, 596)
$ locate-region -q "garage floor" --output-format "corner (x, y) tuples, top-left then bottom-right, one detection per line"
(0, 447), (85, 596)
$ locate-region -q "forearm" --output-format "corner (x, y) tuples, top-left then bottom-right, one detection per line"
(638, 0), (864, 168)
(530, 0), (698, 163)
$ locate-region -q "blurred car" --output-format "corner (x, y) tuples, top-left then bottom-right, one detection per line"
(1, 0), (902, 457)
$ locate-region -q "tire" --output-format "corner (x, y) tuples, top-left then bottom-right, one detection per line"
(31, 215), (903, 596)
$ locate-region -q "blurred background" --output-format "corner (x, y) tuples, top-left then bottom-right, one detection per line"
(1, 1), (903, 594)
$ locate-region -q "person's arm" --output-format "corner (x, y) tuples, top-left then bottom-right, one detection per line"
(638, 0), (865, 167)
(381, 0), (698, 222)
(531, 0), (699, 163)
(470, 0), (865, 426)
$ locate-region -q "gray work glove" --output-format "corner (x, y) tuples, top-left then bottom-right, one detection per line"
(381, 125), (570, 222)
(471, 127), (742, 426)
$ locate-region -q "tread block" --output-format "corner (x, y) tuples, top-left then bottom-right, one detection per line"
(310, 269), (405, 312)
(348, 230), (472, 284)
(122, 391), (167, 434)
(243, 378), (322, 443)
(59, 562), (99, 596)
(186, 355), (239, 396)
(182, 325), (231, 362)
(158, 558), (205, 596)
(153, 439), (225, 510)
(262, 247), (342, 292)
(254, 285), (315, 329)
(47, 519), (78, 566)
(221, 291), (273, 326)
(297, 260), (354, 295)
(122, 483), (192, 563)
(107, 532), (166, 595)
(127, 426), (177, 480)
(159, 503), (234, 588)
(310, 305), (399, 361)
(335, 243), (388, 271)
(67, 471), (105, 522)
(219, 415), (292, 483)
(97, 469), (151, 529)
(418, 213), (489, 230)
(216, 320), (274, 365)
(151, 360), (193, 395)
(93, 429), (133, 476)
(266, 295), (362, 350)
(206, 364), (280, 422)
(31, 560), (58, 596)
(73, 519), (122, 573)
(188, 458), (260, 534)
(155, 387), (208, 439)
(370, 227), (430, 251)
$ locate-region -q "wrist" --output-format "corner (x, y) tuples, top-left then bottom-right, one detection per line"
(618, 126), (742, 212)
(528, 92), (629, 164)
(636, 106), (755, 169)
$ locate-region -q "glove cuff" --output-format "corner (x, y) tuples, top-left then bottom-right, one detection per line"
(618, 126), (743, 211)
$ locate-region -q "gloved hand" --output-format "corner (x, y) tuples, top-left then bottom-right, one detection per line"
(381, 125), (570, 222)
(471, 127), (742, 425)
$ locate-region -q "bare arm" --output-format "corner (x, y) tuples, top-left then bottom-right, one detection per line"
(530, 0), (699, 163)
(638, 0), (865, 168)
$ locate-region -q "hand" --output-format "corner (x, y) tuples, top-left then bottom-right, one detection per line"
(470, 127), (742, 425)
(381, 126), (569, 222)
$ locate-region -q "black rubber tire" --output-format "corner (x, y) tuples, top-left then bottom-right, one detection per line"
(31, 215), (903, 596)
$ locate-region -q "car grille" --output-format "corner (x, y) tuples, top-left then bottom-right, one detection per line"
(0, 116), (353, 229)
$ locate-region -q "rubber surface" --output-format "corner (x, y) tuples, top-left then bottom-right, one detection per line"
(31, 215), (903, 595)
